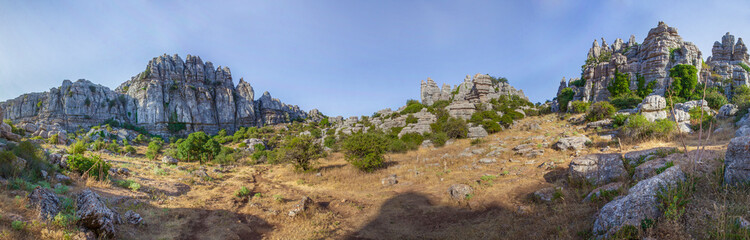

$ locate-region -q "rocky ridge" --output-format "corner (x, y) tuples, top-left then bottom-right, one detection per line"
(0, 54), (319, 136)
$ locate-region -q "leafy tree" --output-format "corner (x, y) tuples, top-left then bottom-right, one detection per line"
(558, 87), (575, 112)
(176, 132), (210, 163)
(342, 132), (388, 172)
(607, 68), (631, 98)
(281, 135), (326, 172)
(586, 101), (616, 122)
(669, 64), (698, 99)
(201, 139), (221, 163)
(443, 118), (468, 139)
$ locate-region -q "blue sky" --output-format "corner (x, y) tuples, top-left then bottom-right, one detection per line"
(1, 1), (750, 117)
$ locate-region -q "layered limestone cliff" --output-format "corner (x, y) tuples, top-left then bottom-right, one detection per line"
(0, 54), (317, 136)
(567, 21), (703, 103)
(420, 73), (527, 119)
(702, 32), (750, 90)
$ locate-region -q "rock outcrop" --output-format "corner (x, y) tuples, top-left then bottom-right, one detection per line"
(421, 73), (527, 119)
(76, 189), (121, 238)
(703, 32), (750, 91)
(725, 135), (750, 185)
(28, 187), (60, 220)
(568, 153), (627, 185)
(593, 166), (685, 237)
(1, 54), (315, 136)
(561, 22), (703, 104)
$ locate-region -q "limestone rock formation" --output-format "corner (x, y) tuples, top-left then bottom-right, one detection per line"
(725, 135), (750, 185)
(704, 32), (750, 89)
(564, 22), (703, 104)
(1, 54), (315, 136)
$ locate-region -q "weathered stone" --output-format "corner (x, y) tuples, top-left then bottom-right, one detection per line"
(593, 166), (685, 237)
(381, 174), (398, 186)
(123, 210), (142, 225)
(719, 104), (739, 118)
(586, 119), (613, 129)
(553, 135), (591, 151)
(288, 196), (313, 217)
(162, 156), (178, 165)
(569, 153), (627, 185)
(533, 187), (561, 203)
(725, 136), (750, 185)
(623, 147), (676, 165)
(447, 184), (474, 201)
(478, 158), (496, 164)
(76, 189), (121, 238)
(467, 126), (488, 139)
(28, 187), (60, 220)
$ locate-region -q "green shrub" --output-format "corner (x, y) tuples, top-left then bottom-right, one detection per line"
(443, 118), (468, 139)
(67, 154), (110, 180)
(400, 132), (424, 151)
(11, 220), (25, 231)
(570, 78), (585, 87)
(52, 212), (78, 227)
(619, 115), (675, 142)
(342, 132), (388, 172)
(145, 138), (163, 160)
(279, 135), (326, 172)
(425, 132), (448, 147)
(688, 107), (714, 131)
(235, 186), (251, 198)
(607, 68), (631, 98)
(481, 120), (503, 134)
(613, 114), (628, 128)
(48, 134), (59, 145)
(405, 114), (418, 124)
(586, 101), (616, 122)
(669, 64), (698, 99)
(656, 182), (692, 222)
(610, 93), (643, 110)
(569, 101), (590, 114)
(635, 73), (656, 98)
(0, 151), (19, 178)
(387, 139), (408, 153)
(124, 145), (136, 155)
(701, 87), (728, 109)
(400, 100), (424, 114)
(176, 132), (219, 164)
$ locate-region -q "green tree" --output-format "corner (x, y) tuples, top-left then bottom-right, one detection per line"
(607, 68), (631, 98)
(177, 132), (210, 163)
(558, 87), (575, 112)
(443, 118), (468, 139)
(201, 139), (221, 163)
(342, 132), (388, 172)
(281, 135), (326, 172)
(669, 64), (698, 99)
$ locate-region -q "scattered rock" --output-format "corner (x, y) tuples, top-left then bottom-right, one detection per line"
(623, 147), (676, 165)
(117, 168), (130, 176)
(478, 158), (496, 164)
(123, 210), (142, 225)
(553, 135), (591, 151)
(55, 173), (72, 184)
(28, 186), (60, 220)
(162, 156), (178, 165)
(467, 126), (488, 139)
(381, 174), (398, 186)
(586, 119), (613, 129)
(593, 166), (685, 237)
(569, 153), (627, 185)
(288, 196), (313, 217)
(533, 187), (561, 202)
(719, 104), (739, 118)
(76, 189), (121, 238)
(447, 184), (474, 201)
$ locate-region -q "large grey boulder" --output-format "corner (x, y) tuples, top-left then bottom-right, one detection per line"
(725, 136), (750, 185)
(76, 189), (121, 238)
(553, 135), (591, 151)
(593, 166), (685, 237)
(162, 156), (178, 165)
(640, 95), (666, 111)
(568, 153), (627, 185)
(447, 184), (474, 201)
(28, 187), (60, 220)
(467, 126), (488, 139)
(718, 104), (738, 118)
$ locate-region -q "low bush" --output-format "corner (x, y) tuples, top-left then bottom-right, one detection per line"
(442, 118), (468, 139)
(236, 186), (251, 198)
(586, 101), (616, 122)
(688, 107), (714, 131)
(67, 154), (111, 180)
(618, 115), (675, 142)
(610, 93), (642, 110)
(279, 135), (326, 172)
(342, 132), (388, 172)
(145, 138), (163, 160)
(569, 101), (590, 113)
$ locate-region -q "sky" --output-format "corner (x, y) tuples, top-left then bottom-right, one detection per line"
(2, 0), (750, 117)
